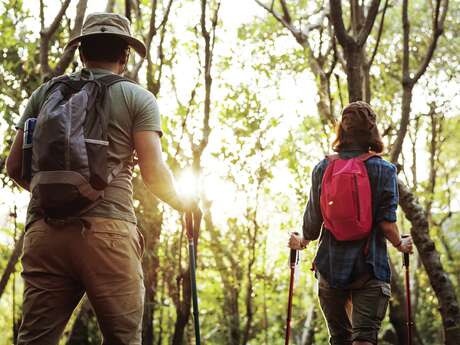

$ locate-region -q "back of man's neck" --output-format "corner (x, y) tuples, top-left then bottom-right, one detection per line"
(84, 61), (120, 74)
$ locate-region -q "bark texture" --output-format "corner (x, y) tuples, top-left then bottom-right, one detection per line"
(398, 181), (460, 344)
(329, 0), (381, 101)
(255, 0), (337, 126)
(389, 0), (448, 164)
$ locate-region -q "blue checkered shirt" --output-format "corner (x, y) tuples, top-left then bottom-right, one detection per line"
(303, 150), (398, 288)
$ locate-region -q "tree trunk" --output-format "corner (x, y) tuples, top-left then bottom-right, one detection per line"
(140, 218), (162, 345)
(390, 85), (413, 163)
(344, 45), (364, 102)
(398, 181), (460, 344)
(171, 268), (192, 345)
(300, 305), (317, 345)
(0, 232), (24, 301)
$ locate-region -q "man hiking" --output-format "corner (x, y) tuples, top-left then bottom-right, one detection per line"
(289, 101), (413, 345)
(6, 13), (196, 344)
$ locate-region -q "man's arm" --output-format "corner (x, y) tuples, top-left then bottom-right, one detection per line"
(6, 129), (30, 191)
(379, 221), (413, 253)
(134, 130), (186, 212)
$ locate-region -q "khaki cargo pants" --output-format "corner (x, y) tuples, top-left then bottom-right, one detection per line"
(17, 217), (145, 345)
(318, 273), (391, 345)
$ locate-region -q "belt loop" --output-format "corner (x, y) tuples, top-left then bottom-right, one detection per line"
(80, 218), (91, 238)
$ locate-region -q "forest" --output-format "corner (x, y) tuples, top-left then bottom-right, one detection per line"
(0, 0), (459, 344)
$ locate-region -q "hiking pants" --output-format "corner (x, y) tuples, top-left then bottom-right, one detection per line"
(17, 217), (145, 345)
(317, 273), (391, 345)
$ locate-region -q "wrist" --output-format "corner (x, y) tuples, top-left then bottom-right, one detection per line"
(392, 238), (402, 248)
(160, 190), (186, 212)
(300, 238), (309, 249)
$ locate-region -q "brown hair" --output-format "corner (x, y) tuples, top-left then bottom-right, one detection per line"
(332, 101), (384, 153)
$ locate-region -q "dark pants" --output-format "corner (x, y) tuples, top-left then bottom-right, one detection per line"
(318, 273), (391, 345)
(17, 217), (145, 345)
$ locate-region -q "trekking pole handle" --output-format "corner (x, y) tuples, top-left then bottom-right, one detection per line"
(290, 232), (300, 267)
(402, 234), (410, 267)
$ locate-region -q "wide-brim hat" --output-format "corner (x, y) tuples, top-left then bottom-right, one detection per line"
(65, 12), (146, 58)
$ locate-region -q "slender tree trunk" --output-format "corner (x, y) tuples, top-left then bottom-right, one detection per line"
(105, 0), (116, 12)
(390, 85), (413, 163)
(171, 268), (192, 345)
(0, 232), (24, 301)
(140, 218), (162, 345)
(300, 305), (317, 345)
(398, 181), (460, 344)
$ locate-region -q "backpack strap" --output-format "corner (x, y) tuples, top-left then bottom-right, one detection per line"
(326, 154), (340, 161)
(97, 74), (136, 87)
(95, 74), (135, 187)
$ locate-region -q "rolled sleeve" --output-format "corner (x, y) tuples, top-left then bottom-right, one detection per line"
(375, 164), (398, 223)
(302, 161), (326, 240)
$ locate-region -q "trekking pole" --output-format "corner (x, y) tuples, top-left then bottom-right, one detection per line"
(402, 234), (413, 345)
(186, 211), (201, 345)
(285, 232), (300, 345)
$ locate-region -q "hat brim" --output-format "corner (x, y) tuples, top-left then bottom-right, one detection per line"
(65, 32), (146, 59)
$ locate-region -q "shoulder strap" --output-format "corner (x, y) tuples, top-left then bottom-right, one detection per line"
(326, 154), (340, 162)
(97, 74), (135, 87)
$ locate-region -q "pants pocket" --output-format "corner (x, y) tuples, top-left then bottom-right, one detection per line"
(376, 284), (391, 320)
(135, 227), (145, 259)
(23, 221), (48, 250)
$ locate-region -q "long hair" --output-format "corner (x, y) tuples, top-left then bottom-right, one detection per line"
(332, 101), (384, 153)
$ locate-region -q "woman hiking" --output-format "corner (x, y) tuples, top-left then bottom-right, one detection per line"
(289, 101), (413, 345)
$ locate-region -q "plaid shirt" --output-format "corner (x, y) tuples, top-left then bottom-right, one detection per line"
(303, 150), (398, 288)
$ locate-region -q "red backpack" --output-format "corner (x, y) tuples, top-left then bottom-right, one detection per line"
(320, 153), (378, 241)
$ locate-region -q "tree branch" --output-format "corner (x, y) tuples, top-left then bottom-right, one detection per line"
(196, 0), (221, 158)
(254, 0), (307, 44)
(329, 0), (355, 47)
(368, 0), (388, 67)
(279, 0), (292, 23)
(54, 0), (88, 77)
(156, 0), (174, 31)
(43, 0), (71, 37)
(411, 0), (447, 84)
(356, 0), (381, 46)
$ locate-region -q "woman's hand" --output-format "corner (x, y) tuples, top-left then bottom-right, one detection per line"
(288, 232), (310, 250)
(395, 235), (413, 254)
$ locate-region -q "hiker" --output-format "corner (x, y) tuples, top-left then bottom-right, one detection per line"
(6, 13), (197, 345)
(288, 101), (413, 345)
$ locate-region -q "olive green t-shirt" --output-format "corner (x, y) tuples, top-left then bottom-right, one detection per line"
(17, 68), (163, 227)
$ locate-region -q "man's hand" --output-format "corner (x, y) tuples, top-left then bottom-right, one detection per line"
(182, 196), (200, 213)
(395, 235), (413, 254)
(288, 232), (310, 250)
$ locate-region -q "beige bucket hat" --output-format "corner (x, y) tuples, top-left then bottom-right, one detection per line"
(65, 12), (146, 58)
